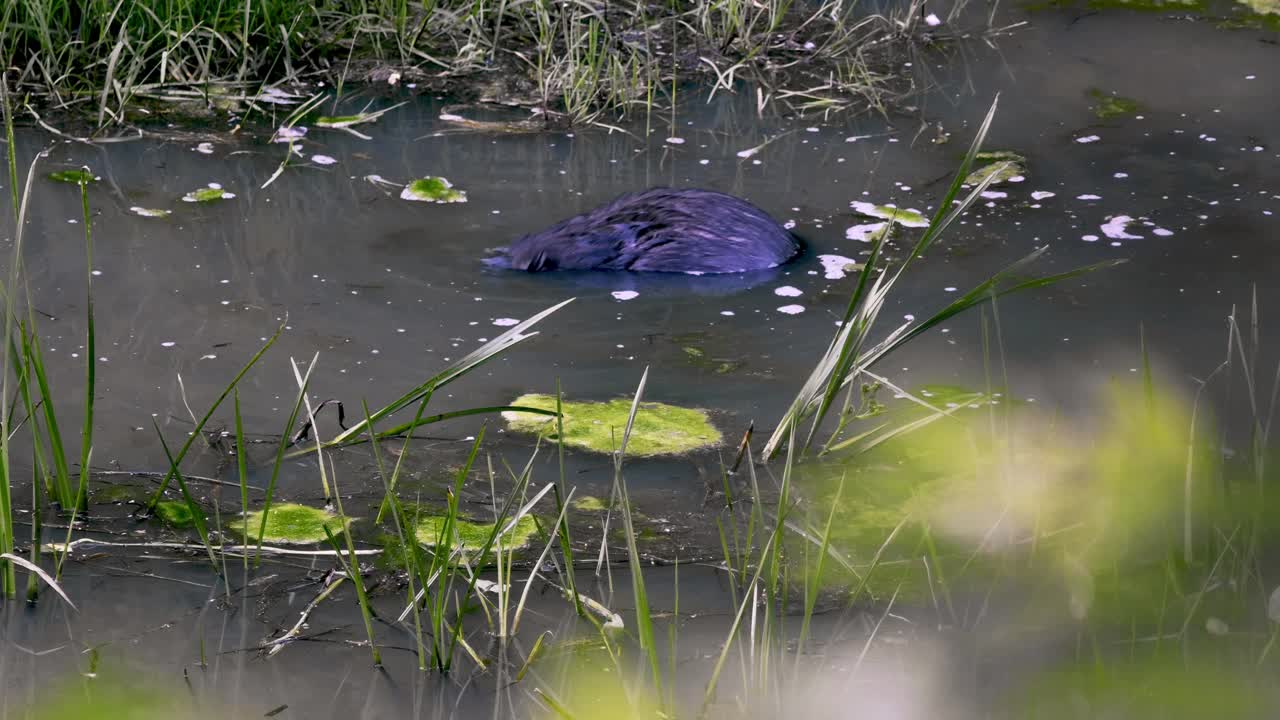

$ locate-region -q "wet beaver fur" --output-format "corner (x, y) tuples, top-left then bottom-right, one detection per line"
(489, 187), (801, 274)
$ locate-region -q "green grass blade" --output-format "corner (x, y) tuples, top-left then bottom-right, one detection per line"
(144, 321), (285, 513)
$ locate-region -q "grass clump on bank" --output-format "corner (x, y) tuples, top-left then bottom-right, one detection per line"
(0, 0), (979, 128)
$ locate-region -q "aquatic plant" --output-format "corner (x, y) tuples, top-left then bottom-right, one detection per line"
(503, 394), (722, 456)
(230, 503), (351, 544)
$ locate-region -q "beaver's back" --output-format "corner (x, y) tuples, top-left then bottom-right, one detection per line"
(497, 188), (800, 274)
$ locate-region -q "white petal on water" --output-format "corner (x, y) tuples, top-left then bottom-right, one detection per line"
(845, 222), (888, 242)
(925, 12), (942, 25)
(774, 285), (802, 297)
(161, 341), (176, 348)
(1031, 191), (1056, 200)
(1152, 227), (1174, 236)
(1076, 135), (1100, 144)
(1101, 215), (1144, 240)
(818, 254), (858, 280)
(310, 154), (337, 166)
(611, 290), (639, 301)
(1077, 194), (1102, 201)
(776, 304), (805, 315)
(720, 310), (735, 316)
(665, 137), (685, 145)
(980, 190), (1007, 199)
(439, 113), (465, 121)
(1082, 235), (1099, 242)
(195, 142), (214, 155)
(492, 318), (520, 327)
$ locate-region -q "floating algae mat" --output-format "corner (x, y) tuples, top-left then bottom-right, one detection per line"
(504, 395), (721, 456)
(153, 500), (198, 529)
(400, 176), (467, 203)
(47, 168), (98, 184)
(229, 503), (350, 544)
(963, 150), (1027, 186)
(415, 514), (538, 551)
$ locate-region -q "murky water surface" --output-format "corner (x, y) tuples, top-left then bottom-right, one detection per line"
(3, 5), (1279, 718)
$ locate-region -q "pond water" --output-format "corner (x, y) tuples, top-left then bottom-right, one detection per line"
(2, 4), (1279, 718)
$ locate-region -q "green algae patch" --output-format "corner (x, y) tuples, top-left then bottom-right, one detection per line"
(415, 514), (539, 551)
(963, 150), (1026, 186)
(572, 495), (609, 512)
(48, 169), (98, 185)
(182, 184), (236, 203)
(153, 500), (198, 529)
(229, 503), (350, 544)
(503, 394), (722, 456)
(400, 176), (467, 203)
(1088, 89), (1143, 119)
(850, 201), (929, 228)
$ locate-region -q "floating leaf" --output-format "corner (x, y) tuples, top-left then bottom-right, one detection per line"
(400, 176), (467, 203)
(504, 394), (721, 456)
(182, 183), (236, 203)
(850, 201), (929, 227)
(229, 503), (350, 544)
(48, 169), (98, 185)
(963, 151), (1027, 186)
(129, 206), (172, 218)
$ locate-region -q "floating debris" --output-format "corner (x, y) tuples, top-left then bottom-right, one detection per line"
(777, 304), (805, 315)
(315, 102), (407, 139)
(182, 183), (236, 203)
(129, 206), (172, 218)
(846, 222), (891, 242)
(1088, 89), (1143, 119)
(818, 254), (862, 279)
(504, 394), (721, 456)
(963, 151), (1027, 186)
(229, 503), (351, 544)
(47, 169), (98, 185)
(1101, 215), (1144, 240)
(400, 176), (467, 203)
(271, 125), (307, 143)
(851, 201), (929, 227)
(611, 290), (639, 301)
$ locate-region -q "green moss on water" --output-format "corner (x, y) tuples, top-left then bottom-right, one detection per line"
(401, 176), (467, 203)
(228, 503), (350, 544)
(572, 495), (609, 512)
(182, 186), (233, 202)
(415, 514), (539, 551)
(964, 151), (1027, 186)
(48, 169), (97, 184)
(504, 394), (722, 456)
(850, 201), (929, 227)
(1088, 88), (1143, 118)
(154, 500), (198, 529)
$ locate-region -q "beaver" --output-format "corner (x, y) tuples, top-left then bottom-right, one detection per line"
(488, 187), (801, 274)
